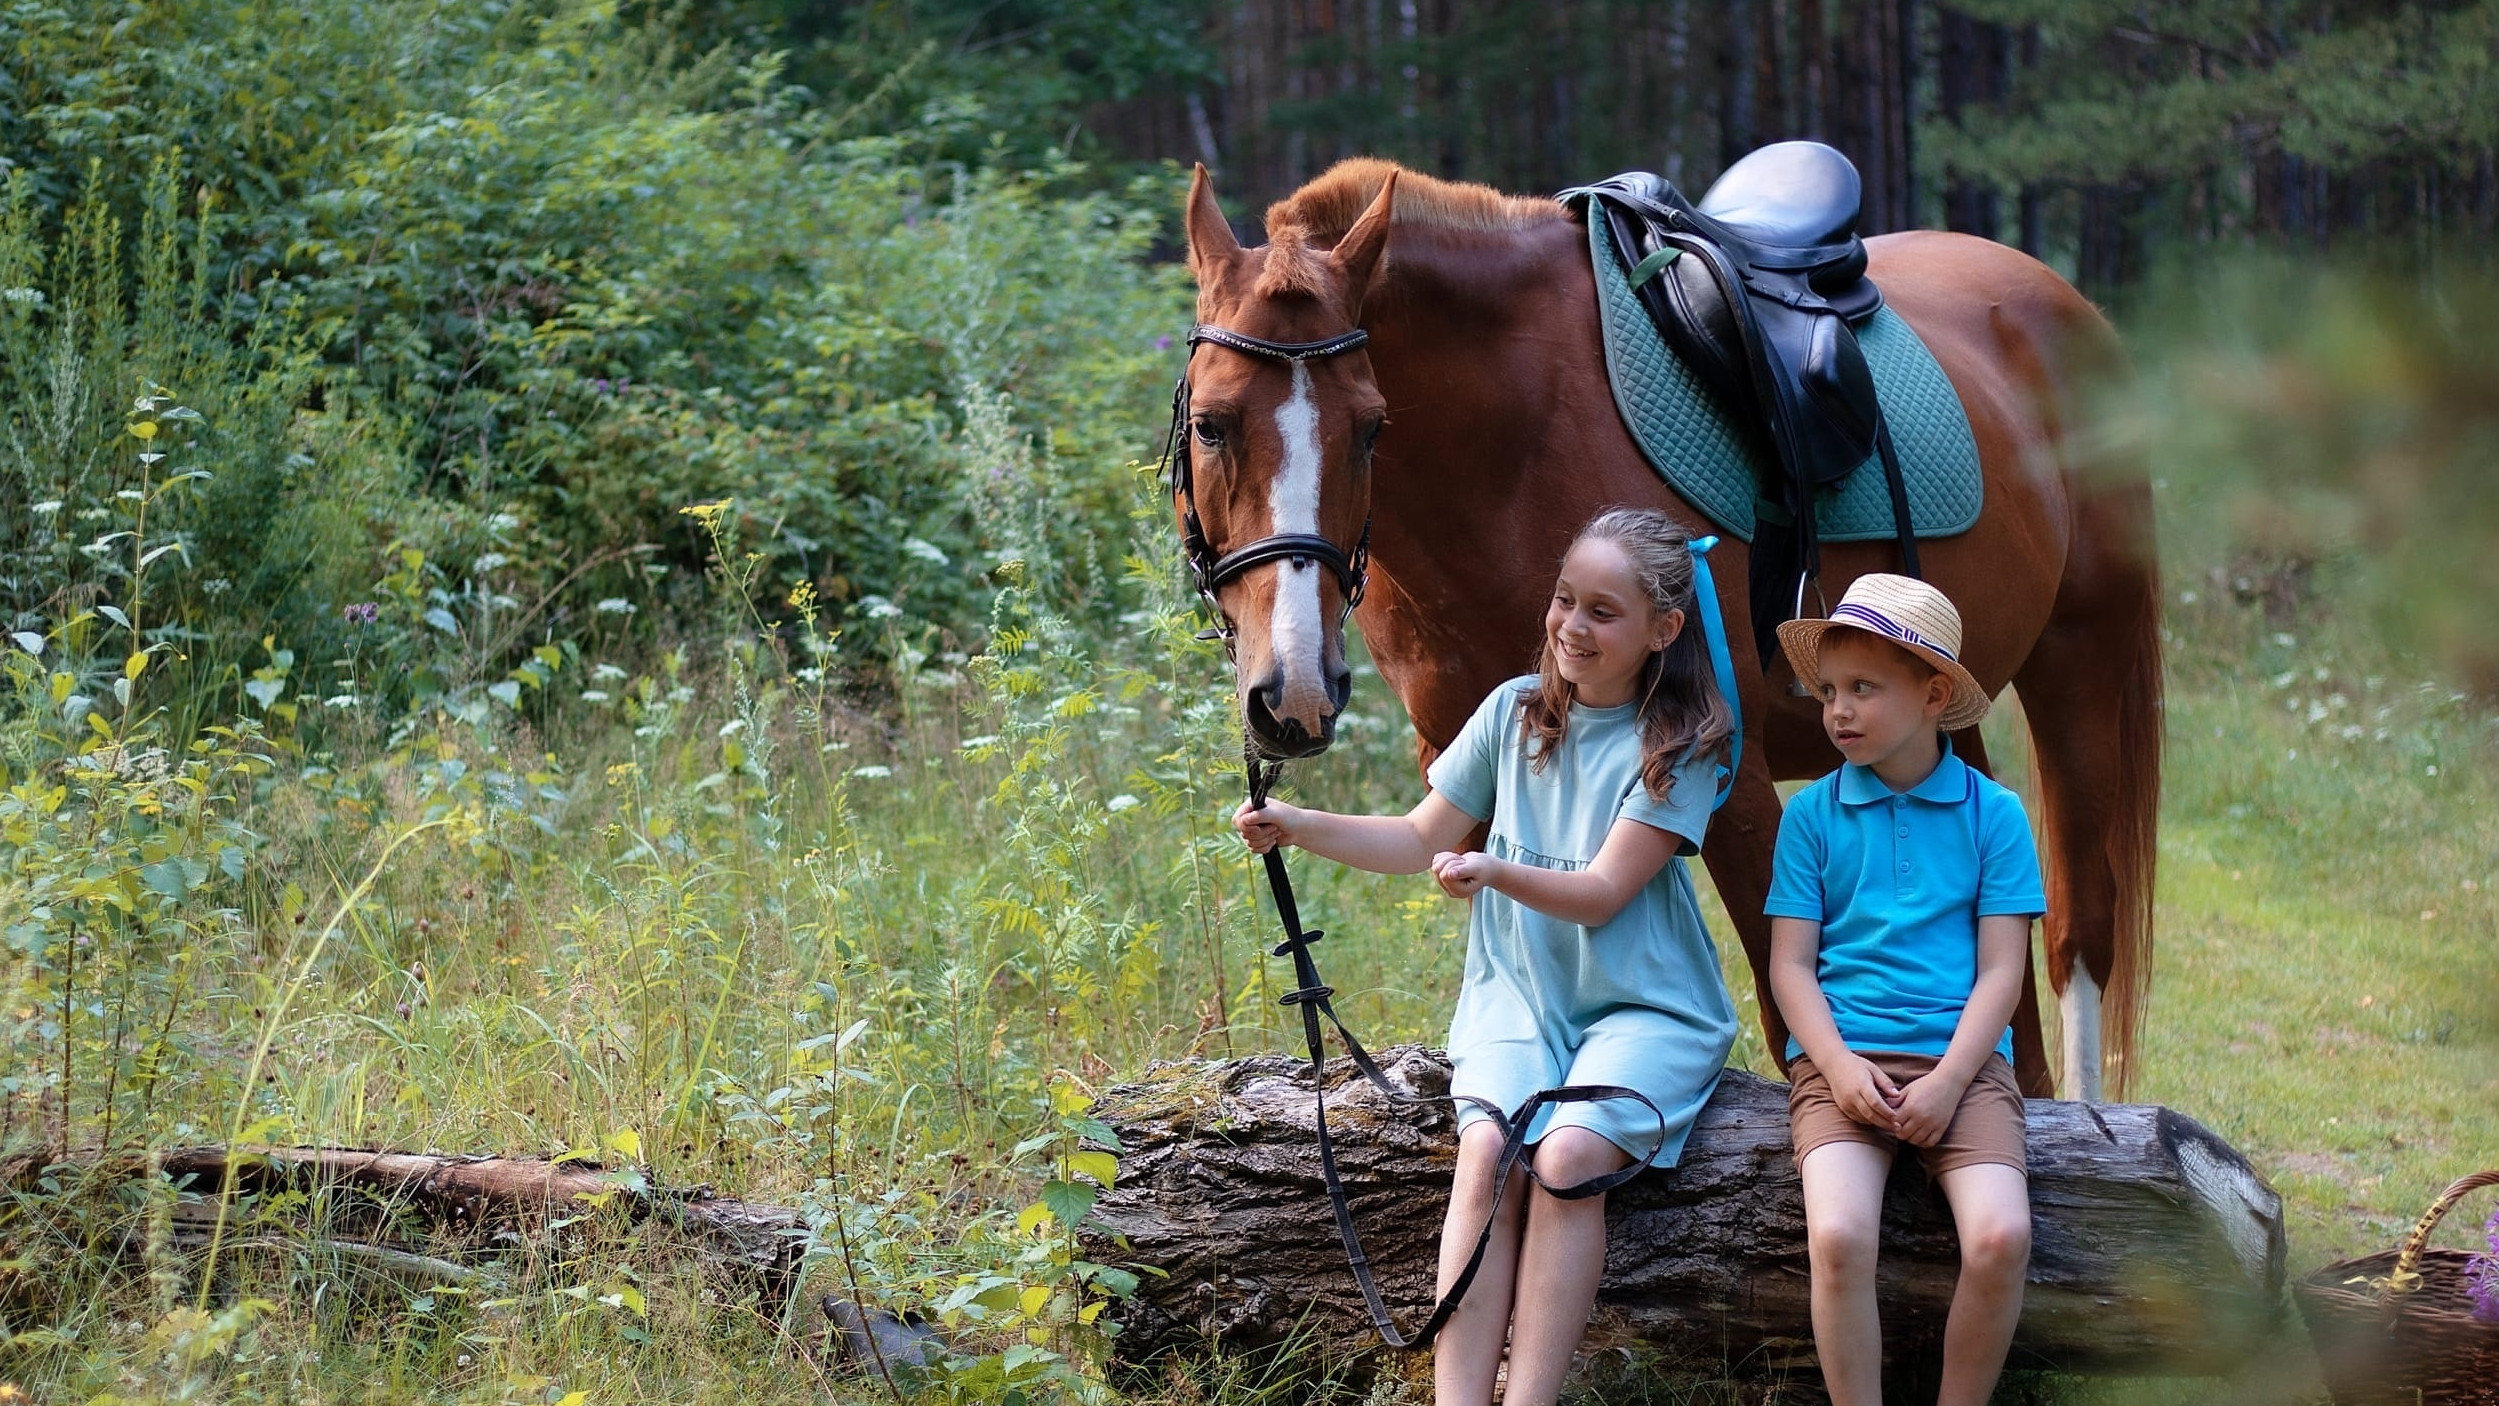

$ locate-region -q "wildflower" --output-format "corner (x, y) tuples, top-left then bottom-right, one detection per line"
(594, 597), (637, 615)
(679, 499), (732, 527)
(0, 286), (44, 304)
(1154, 334), (1173, 351)
(786, 580), (817, 612)
(343, 601), (380, 626)
(2466, 1208), (2499, 1324)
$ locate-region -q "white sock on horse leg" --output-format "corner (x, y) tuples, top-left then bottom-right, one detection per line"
(2060, 963), (2104, 1103)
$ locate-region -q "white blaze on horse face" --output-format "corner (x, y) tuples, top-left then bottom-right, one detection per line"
(1264, 361), (1333, 731)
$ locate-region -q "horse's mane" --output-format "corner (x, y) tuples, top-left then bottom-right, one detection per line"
(1254, 159), (1565, 299)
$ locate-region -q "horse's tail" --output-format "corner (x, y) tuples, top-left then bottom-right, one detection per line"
(2100, 543), (2163, 1098)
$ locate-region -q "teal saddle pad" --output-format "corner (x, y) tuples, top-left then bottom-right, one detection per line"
(1582, 209), (1982, 543)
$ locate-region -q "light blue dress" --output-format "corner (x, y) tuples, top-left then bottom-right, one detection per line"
(1426, 676), (1739, 1166)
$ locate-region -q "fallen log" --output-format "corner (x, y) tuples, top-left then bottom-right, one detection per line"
(3, 1144), (970, 1378)
(0, 1145), (804, 1312)
(1082, 1047), (2288, 1379)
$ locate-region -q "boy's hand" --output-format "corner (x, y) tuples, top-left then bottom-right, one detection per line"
(1232, 800), (1301, 855)
(1892, 1070), (1968, 1147)
(1829, 1053), (1905, 1131)
(1429, 850), (1499, 900)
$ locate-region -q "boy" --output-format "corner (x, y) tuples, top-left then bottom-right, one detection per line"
(1764, 574), (2044, 1406)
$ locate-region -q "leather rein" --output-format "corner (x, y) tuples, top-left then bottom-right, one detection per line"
(1162, 321), (1668, 1350)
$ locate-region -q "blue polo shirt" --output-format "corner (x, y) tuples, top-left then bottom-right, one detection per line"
(1765, 739), (2045, 1061)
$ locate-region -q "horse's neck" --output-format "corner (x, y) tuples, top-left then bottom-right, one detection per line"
(1357, 215), (1634, 748)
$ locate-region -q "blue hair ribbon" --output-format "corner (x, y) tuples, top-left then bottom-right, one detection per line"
(1687, 535), (1743, 813)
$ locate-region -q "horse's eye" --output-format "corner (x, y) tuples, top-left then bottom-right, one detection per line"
(1357, 419), (1385, 458)
(1193, 419), (1226, 449)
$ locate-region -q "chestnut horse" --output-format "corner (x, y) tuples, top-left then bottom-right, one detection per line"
(1175, 160), (2160, 1100)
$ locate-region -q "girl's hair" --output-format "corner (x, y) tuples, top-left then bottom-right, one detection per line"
(1520, 508), (1736, 800)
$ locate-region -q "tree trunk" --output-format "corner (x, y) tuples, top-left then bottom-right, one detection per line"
(1084, 1047), (2288, 1379)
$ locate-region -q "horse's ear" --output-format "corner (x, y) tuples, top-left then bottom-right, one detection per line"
(1330, 170), (1398, 307)
(1185, 164), (1242, 276)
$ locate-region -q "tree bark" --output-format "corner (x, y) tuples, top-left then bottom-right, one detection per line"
(1083, 1047), (2288, 1379)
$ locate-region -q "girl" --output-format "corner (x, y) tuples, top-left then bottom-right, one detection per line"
(1235, 508), (1740, 1406)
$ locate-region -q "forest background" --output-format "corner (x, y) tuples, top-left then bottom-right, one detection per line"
(1, 1), (2494, 1402)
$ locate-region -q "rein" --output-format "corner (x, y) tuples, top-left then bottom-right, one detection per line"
(1242, 747), (1666, 1349)
(1169, 318), (1675, 1349)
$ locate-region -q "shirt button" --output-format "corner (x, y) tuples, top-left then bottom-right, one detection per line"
(1899, 862), (1911, 873)
(1897, 827), (1909, 838)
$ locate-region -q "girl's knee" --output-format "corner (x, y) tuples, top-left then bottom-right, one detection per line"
(1454, 1123), (1528, 1202)
(1531, 1127), (1628, 1190)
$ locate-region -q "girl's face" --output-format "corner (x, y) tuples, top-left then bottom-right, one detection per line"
(1545, 537), (1683, 707)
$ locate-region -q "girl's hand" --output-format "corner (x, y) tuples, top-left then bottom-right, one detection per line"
(1829, 1053), (1904, 1132)
(1232, 799), (1301, 855)
(1428, 850), (1500, 900)
(1891, 1070), (1966, 1148)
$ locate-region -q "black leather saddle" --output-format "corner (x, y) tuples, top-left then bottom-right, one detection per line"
(1565, 142), (1920, 668)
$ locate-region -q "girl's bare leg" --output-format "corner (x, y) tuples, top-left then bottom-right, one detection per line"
(1498, 1127), (1629, 1406)
(1800, 1140), (1894, 1406)
(1434, 1122), (1530, 1406)
(1934, 1162), (2031, 1406)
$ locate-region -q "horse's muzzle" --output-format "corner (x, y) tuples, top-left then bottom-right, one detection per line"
(1243, 663), (1353, 760)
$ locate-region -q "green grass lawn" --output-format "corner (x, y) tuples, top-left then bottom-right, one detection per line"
(3, 559), (2492, 1404)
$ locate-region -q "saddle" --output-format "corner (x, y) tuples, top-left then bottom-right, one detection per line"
(1565, 142), (1919, 668)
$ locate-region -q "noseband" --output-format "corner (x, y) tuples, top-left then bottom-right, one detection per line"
(1161, 323), (1375, 647)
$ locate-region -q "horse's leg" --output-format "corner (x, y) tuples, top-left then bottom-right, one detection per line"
(1949, 726), (2054, 1097)
(2009, 528), (2162, 1102)
(1704, 746), (1791, 1069)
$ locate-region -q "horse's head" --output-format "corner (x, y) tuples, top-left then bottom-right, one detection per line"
(1175, 164), (1396, 759)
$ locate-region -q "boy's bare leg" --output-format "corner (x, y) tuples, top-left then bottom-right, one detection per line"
(1934, 1162), (2031, 1406)
(1800, 1141), (1894, 1406)
(1434, 1122), (1531, 1406)
(1498, 1127), (1629, 1406)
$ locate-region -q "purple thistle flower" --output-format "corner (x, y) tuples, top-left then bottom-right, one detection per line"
(1154, 334), (1173, 351)
(2467, 1207), (2499, 1324)
(343, 601), (380, 626)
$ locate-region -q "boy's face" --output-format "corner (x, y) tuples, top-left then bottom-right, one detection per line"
(1810, 629), (1952, 768)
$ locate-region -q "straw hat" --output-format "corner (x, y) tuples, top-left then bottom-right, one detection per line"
(1777, 574), (1992, 731)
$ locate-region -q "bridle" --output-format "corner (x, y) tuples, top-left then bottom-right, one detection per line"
(1155, 316), (1672, 1351)
(1160, 322), (1375, 649)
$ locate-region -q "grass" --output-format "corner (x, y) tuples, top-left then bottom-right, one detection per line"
(2, 515), (2493, 1404)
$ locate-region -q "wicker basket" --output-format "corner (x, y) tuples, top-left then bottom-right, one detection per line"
(2295, 1171), (2499, 1406)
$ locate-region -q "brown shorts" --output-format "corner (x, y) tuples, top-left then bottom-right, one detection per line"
(1786, 1051), (2027, 1177)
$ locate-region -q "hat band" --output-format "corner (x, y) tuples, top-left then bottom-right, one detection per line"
(1830, 602), (1959, 662)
